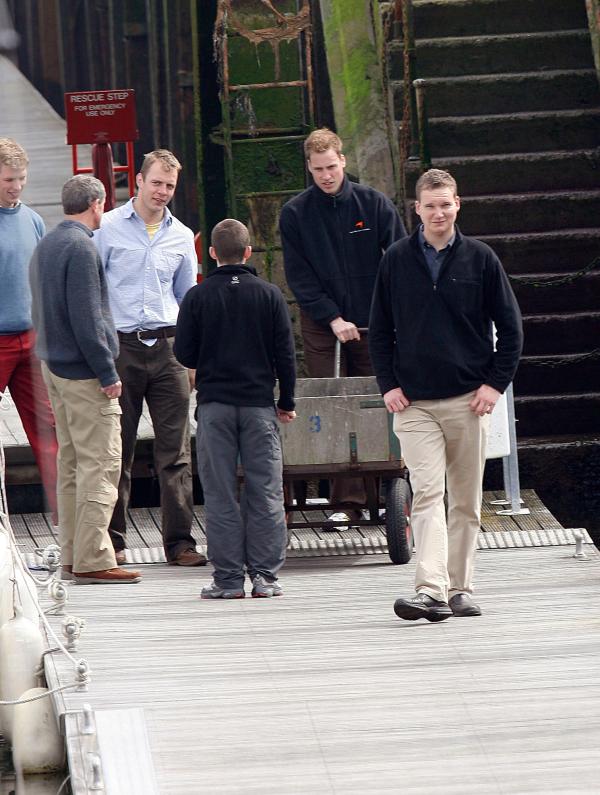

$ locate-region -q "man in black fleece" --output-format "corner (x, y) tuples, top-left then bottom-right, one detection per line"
(175, 219), (296, 599)
(369, 169), (523, 622)
(279, 127), (406, 521)
(29, 175), (140, 584)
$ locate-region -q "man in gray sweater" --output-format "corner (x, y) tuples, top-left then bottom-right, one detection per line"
(29, 175), (141, 584)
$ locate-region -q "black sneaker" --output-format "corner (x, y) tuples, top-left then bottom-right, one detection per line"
(393, 593), (453, 622)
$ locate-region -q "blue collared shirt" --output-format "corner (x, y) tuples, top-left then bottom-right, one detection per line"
(94, 198), (197, 333)
(418, 224), (455, 285)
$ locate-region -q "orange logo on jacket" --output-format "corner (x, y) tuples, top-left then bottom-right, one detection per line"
(349, 219), (371, 235)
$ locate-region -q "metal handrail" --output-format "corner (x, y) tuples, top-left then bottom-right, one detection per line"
(395, 0), (419, 161)
(394, 1), (433, 182)
(413, 78), (432, 170)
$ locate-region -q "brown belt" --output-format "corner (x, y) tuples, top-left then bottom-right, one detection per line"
(118, 326), (176, 341)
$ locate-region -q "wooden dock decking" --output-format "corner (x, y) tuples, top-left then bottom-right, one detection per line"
(40, 542), (600, 795)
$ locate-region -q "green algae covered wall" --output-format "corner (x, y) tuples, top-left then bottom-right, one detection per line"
(319, 0), (396, 197)
(586, 0), (600, 82)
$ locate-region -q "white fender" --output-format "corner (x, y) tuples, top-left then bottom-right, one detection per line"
(11, 774), (67, 793)
(0, 611), (44, 741)
(0, 532), (13, 627)
(12, 687), (65, 774)
(14, 564), (40, 625)
(0, 543), (39, 629)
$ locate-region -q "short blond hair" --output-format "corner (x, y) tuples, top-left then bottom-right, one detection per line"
(0, 138), (28, 170)
(140, 149), (182, 178)
(415, 168), (457, 200)
(304, 128), (343, 160)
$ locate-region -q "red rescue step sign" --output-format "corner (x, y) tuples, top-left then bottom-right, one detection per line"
(64, 89), (138, 145)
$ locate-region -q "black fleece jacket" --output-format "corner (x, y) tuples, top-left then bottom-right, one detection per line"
(279, 177), (406, 327)
(174, 265), (296, 411)
(368, 226), (523, 400)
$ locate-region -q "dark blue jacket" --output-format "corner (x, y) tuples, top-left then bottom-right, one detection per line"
(174, 265), (296, 411)
(279, 177), (406, 327)
(369, 226), (523, 399)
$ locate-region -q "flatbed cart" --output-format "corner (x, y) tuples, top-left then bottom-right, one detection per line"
(279, 373), (413, 564)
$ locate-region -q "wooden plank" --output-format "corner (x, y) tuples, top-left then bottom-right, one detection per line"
(44, 545), (600, 794)
(127, 508), (164, 548)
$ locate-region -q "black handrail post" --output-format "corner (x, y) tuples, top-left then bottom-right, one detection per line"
(413, 78), (431, 170)
(400, 0), (419, 161)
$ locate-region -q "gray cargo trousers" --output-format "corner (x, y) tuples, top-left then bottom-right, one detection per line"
(196, 402), (287, 590)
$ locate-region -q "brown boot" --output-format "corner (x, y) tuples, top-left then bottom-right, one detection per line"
(74, 567), (142, 584)
(168, 549), (207, 567)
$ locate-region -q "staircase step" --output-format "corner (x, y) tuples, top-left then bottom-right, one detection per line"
(515, 354), (600, 395)
(477, 229), (600, 274)
(456, 190), (600, 235)
(411, 0), (588, 39)
(388, 30), (593, 80)
(514, 393), (600, 436)
(426, 109), (600, 157)
(404, 150), (600, 197)
(522, 312), (600, 355)
(392, 70), (600, 118)
(510, 270), (600, 313)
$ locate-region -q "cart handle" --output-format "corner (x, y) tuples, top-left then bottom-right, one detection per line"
(334, 327), (369, 378)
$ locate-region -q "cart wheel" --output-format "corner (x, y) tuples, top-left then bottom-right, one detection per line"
(385, 478), (413, 564)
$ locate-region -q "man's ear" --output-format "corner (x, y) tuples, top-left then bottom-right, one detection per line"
(209, 246), (218, 262)
(135, 172), (143, 190)
(243, 245), (252, 262)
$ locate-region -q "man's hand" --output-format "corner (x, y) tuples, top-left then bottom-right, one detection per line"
(383, 387), (410, 413)
(277, 408), (296, 424)
(188, 368), (196, 392)
(329, 317), (361, 343)
(470, 384), (501, 417)
(101, 380), (122, 399)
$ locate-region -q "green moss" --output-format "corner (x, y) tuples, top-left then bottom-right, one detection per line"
(230, 86), (305, 131)
(232, 139), (305, 194)
(322, 0), (380, 138)
(228, 37), (299, 85)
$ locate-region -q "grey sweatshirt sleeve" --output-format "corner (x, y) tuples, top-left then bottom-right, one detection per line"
(66, 242), (119, 386)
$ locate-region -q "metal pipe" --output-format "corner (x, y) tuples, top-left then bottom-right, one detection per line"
(497, 383), (530, 516)
(401, 0), (419, 161)
(413, 78), (431, 170)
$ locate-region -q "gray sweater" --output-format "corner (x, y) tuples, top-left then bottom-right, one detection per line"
(29, 220), (119, 386)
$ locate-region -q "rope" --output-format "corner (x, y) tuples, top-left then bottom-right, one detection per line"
(508, 256), (600, 287)
(56, 775), (71, 795)
(0, 679), (87, 706)
(527, 348), (600, 367)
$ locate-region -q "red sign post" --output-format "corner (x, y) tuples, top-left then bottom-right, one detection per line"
(64, 89), (139, 208)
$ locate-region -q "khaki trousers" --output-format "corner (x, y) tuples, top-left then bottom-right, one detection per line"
(393, 391), (489, 602)
(42, 364), (120, 573)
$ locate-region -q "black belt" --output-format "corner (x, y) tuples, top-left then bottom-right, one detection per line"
(118, 326), (176, 341)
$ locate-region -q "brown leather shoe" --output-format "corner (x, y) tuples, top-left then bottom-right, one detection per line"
(168, 549), (207, 567)
(115, 550), (127, 565)
(61, 565), (75, 582)
(74, 567), (141, 584)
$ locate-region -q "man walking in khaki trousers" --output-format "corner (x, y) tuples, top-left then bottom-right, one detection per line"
(369, 169), (522, 621)
(29, 175), (140, 584)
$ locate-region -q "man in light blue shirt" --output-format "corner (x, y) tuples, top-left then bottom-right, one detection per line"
(95, 149), (205, 567)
